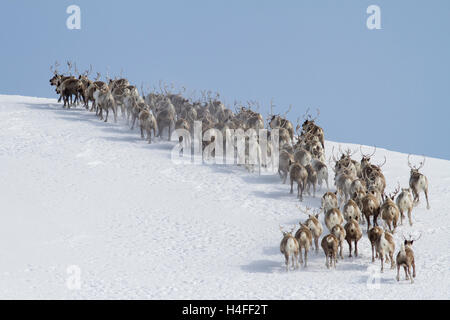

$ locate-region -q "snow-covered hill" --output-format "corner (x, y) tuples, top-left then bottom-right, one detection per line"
(0, 94), (448, 299)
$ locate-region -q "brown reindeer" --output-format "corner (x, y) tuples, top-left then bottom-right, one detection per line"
(344, 218), (362, 257)
(380, 185), (401, 233)
(300, 207), (323, 253)
(368, 226), (383, 262)
(396, 233), (420, 283)
(361, 191), (381, 232)
(289, 162), (308, 201)
(294, 223), (313, 267)
(321, 234), (339, 269)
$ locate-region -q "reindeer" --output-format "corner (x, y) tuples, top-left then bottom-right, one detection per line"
(311, 158), (329, 190)
(368, 226), (383, 262)
(361, 190), (381, 232)
(344, 217), (362, 257)
(294, 147), (312, 167)
(321, 234), (339, 269)
(334, 165), (354, 205)
(78, 65), (93, 109)
(305, 164), (317, 197)
(331, 147), (358, 180)
(278, 150), (294, 184)
(396, 233), (420, 283)
(396, 187), (414, 226)
(289, 162), (308, 201)
(294, 223), (313, 267)
(280, 226), (299, 271)
(343, 199), (362, 223)
(139, 107), (157, 144)
(299, 207), (323, 253)
(275, 127), (292, 147)
(360, 146), (387, 198)
(321, 191), (338, 214)
(331, 224), (346, 260)
(375, 230), (396, 272)
(350, 178), (366, 198)
(156, 98), (176, 141)
(301, 108), (324, 148)
(95, 88), (117, 123)
(57, 77), (85, 108)
(86, 74), (108, 113)
(408, 155), (430, 209)
(325, 208), (344, 232)
(268, 102), (294, 141)
(380, 184), (401, 233)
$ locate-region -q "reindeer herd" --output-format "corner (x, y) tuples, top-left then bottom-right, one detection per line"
(48, 61), (429, 285)
(280, 146), (430, 284)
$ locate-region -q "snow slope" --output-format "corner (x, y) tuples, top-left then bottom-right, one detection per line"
(0, 94), (448, 299)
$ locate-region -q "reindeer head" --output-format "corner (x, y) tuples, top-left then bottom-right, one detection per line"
(402, 232), (421, 247)
(408, 154), (425, 176)
(386, 182), (400, 201)
(279, 225), (295, 237)
(360, 145), (377, 166)
(302, 107), (320, 129)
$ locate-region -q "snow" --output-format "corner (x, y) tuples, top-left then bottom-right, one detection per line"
(0, 94), (448, 299)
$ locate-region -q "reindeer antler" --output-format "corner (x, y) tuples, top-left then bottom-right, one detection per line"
(360, 145), (377, 158)
(297, 205), (313, 216)
(411, 232), (422, 241)
(377, 155), (387, 168)
(282, 105), (292, 118)
(408, 154), (426, 171)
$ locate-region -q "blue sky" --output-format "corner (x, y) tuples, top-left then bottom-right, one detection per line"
(1, 0), (449, 159)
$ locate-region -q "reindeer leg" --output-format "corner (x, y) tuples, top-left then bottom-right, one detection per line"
(354, 239), (358, 257)
(396, 264), (401, 281)
(347, 240), (352, 258)
(380, 254), (384, 273)
(290, 178), (294, 194)
(104, 108), (109, 123)
(390, 252), (395, 269)
(304, 249), (308, 267)
(366, 214), (371, 232)
(285, 254), (289, 272)
(408, 208), (413, 226)
(424, 188), (430, 210)
(298, 247), (303, 265)
(371, 244), (375, 262)
(412, 188), (419, 207)
(404, 266), (409, 280)
(412, 261), (416, 278)
(315, 237), (319, 254)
